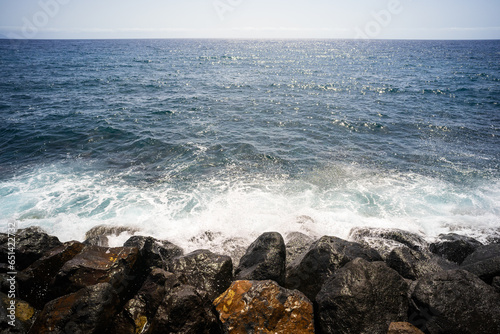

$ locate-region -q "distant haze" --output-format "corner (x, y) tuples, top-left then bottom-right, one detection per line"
(0, 0), (499, 40)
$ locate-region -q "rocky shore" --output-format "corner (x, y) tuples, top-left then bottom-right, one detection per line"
(1, 226), (499, 333)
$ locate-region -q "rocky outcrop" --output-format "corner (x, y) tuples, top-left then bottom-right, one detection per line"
(429, 233), (483, 264)
(234, 232), (286, 286)
(316, 258), (409, 334)
(29, 283), (120, 334)
(286, 236), (382, 301)
(167, 249), (233, 301)
(213, 280), (314, 334)
(460, 244), (500, 284)
(386, 247), (457, 280)
(0, 293), (37, 334)
(84, 225), (139, 247)
(410, 269), (500, 333)
(387, 322), (425, 334)
(124, 235), (183, 271)
(285, 232), (315, 266)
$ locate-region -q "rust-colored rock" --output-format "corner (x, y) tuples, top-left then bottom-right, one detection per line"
(388, 322), (425, 334)
(18, 241), (85, 308)
(51, 245), (139, 298)
(213, 280), (314, 334)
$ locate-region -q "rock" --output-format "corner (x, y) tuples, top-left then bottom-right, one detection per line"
(285, 232), (315, 266)
(167, 249), (233, 301)
(51, 245), (139, 299)
(387, 322), (425, 334)
(492, 276), (500, 293)
(349, 227), (428, 253)
(461, 244), (500, 284)
(109, 268), (178, 334)
(429, 233), (483, 264)
(285, 236), (382, 301)
(29, 283), (120, 334)
(85, 225), (139, 241)
(149, 284), (221, 334)
(386, 247), (457, 280)
(1, 227), (62, 270)
(0, 293), (38, 334)
(213, 280), (314, 334)
(17, 241), (85, 308)
(84, 235), (109, 247)
(234, 232), (286, 286)
(410, 269), (500, 333)
(316, 258), (409, 334)
(124, 235), (183, 271)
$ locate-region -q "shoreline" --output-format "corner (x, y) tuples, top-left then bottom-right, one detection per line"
(1, 225), (499, 333)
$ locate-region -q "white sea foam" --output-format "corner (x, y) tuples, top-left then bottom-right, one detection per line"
(1, 162), (499, 255)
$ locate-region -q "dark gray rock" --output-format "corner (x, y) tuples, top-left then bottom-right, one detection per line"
(0, 293), (38, 334)
(461, 244), (500, 284)
(429, 233), (483, 264)
(285, 232), (315, 266)
(109, 268), (179, 334)
(1, 227), (62, 271)
(167, 250), (233, 301)
(410, 269), (500, 334)
(316, 258), (409, 334)
(349, 227), (428, 253)
(492, 276), (500, 293)
(387, 247), (457, 280)
(285, 236), (382, 301)
(149, 284), (222, 334)
(234, 232), (286, 286)
(29, 283), (120, 334)
(124, 235), (183, 271)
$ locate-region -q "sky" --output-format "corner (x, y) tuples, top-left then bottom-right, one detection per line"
(0, 0), (499, 40)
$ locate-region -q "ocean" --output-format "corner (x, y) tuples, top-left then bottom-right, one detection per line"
(1, 39), (499, 252)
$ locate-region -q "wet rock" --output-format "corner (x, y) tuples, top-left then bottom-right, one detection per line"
(349, 227), (428, 253)
(461, 244), (500, 284)
(285, 232), (315, 266)
(149, 284), (221, 334)
(429, 233), (483, 264)
(0, 293), (38, 334)
(214, 280), (314, 334)
(109, 268), (178, 334)
(410, 269), (500, 334)
(234, 232), (286, 286)
(492, 276), (500, 293)
(316, 258), (409, 334)
(167, 249), (233, 301)
(387, 322), (425, 334)
(84, 225), (139, 242)
(1, 227), (62, 271)
(285, 236), (382, 301)
(84, 235), (109, 247)
(124, 235), (183, 271)
(386, 247), (457, 280)
(17, 241), (85, 308)
(51, 245), (139, 299)
(29, 283), (120, 334)
(221, 238), (247, 268)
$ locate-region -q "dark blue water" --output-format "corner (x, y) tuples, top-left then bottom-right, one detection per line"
(1, 39), (499, 250)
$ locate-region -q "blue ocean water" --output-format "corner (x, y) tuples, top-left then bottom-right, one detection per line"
(0, 39), (499, 251)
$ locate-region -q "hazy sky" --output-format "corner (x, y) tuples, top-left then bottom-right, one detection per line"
(1, 0), (499, 40)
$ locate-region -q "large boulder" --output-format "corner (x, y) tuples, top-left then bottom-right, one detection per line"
(51, 245), (139, 299)
(0, 293), (38, 334)
(124, 235), (183, 271)
(285, 232), (315, 266)
(410, 269), (500, 333)
(429, 233), (482, 264)
(149, 284), (221, 334)
(316, 258), (409, 334)
(386, 247), (457, 280)
(460, 244), (500, 284)
(234, 232), (286, 286)
(109, 268), (178, 334)
(167, 250), (233, 301)
(214, 280), (314, 334)
(29, 283), (120, 334)
(1, 227), (61, 270)
(84, 225), (139, 247)
(17, 241), (85, 308)
(285, 236), (381, 301)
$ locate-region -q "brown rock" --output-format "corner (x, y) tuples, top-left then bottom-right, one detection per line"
(213, 280), (314, 334)
(0, 292), (38, 333)
(388, 322), (425, 334)
(51, 245), (139, 298)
